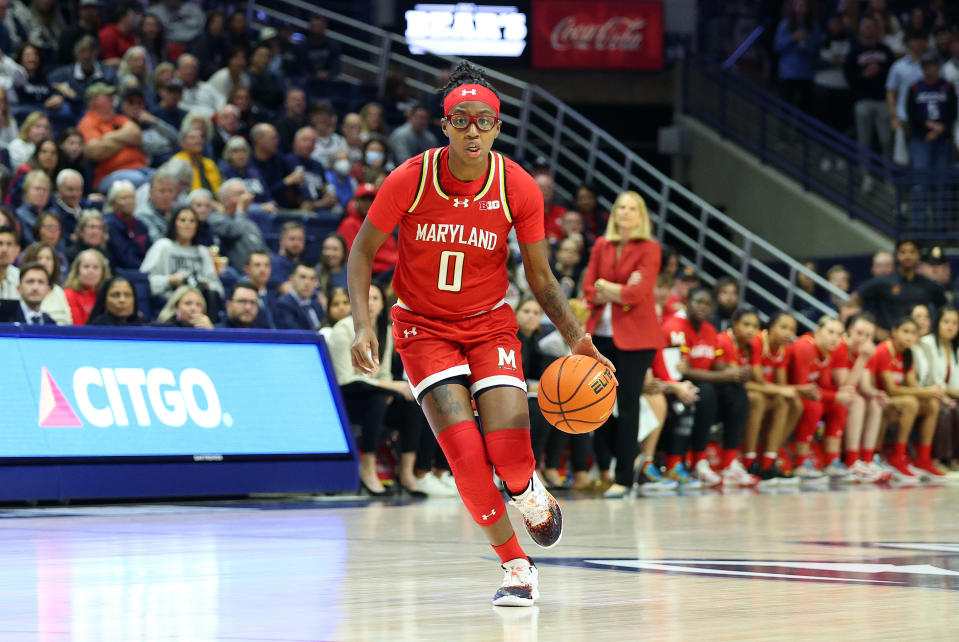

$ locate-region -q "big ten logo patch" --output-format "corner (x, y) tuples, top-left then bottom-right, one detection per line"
(478, 200), (501, 211)
(589, 368), (613, 395)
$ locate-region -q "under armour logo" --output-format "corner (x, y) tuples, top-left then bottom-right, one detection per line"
(482, 508), (497, 521)
(453, 198), (469, 208)
(461, 88), (477, 96)
(403, 327), (417, 338)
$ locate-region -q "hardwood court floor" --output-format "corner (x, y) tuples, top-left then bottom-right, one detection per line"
(2, 483), (959, 641)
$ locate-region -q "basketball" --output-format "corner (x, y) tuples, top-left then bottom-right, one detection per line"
(537, 355), (617, 434)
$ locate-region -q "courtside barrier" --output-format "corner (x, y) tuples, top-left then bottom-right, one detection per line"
(0, 324), (358, 502)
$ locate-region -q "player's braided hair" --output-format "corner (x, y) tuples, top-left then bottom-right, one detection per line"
(438, 60), (498, 100)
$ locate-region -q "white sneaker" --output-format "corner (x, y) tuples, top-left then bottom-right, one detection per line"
(823, 460), (857, 484)
(507, 474), (563, 548)
(908, 463), (931, 482)
(721, 459), (759, 487)
(795, 460), (828, 483)
(416, 473), (459, 497)
(493, 558), (539, 607)
(850, 460), (883, 484)
(694, 459), (722, 487)
(872, 455), (898, 481)
(865, 459), (893, 482)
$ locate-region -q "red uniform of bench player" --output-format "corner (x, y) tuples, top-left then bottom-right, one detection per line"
(346, 61), (614, 607)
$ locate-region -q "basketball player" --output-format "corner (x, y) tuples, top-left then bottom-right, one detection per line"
(660, 287), (753, 487)
(738, 311), (802, 483)
(786, 317), (860, 481)
(347, 61), (614, 607)
(752, 312), (810, 477)
(868, 316), (951, 481)
(825, 313), (888, 483)
(716, 308), (779, 485)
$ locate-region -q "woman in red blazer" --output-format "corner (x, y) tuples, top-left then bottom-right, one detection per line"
(582, 190), (665, 497)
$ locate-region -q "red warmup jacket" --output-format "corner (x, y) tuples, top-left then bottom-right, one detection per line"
(337, 203), (398, 276)
(582, 236), (664, 351)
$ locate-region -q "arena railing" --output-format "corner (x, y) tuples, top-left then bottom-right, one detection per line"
(250, 0), (848, 327)
(682, 58), (959, 242)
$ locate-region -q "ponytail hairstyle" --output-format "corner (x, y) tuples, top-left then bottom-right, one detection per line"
(932, 305), (959, 363)
(889, 316), (920, 373)
(438, 60), (498, 101)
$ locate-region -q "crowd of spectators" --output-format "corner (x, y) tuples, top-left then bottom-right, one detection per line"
(768, 1), (959, 225)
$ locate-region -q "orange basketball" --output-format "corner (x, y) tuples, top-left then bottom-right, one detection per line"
(537, 355), (617, 434)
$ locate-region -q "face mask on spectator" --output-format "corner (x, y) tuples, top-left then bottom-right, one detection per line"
(364, 150), (384, 165)
(333, 159), (351, 175)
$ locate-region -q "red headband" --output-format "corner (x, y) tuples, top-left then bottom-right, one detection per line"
(444, 84), (500, 117)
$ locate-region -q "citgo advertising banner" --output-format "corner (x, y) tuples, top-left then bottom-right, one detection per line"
(0, 334), (350, 458)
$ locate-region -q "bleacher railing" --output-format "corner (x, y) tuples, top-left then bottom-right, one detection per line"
(683, 58), (959, 242)
(252, 0), (848, 327)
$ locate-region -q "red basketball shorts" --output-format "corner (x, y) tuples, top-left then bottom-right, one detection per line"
(391, 303), (526, 400)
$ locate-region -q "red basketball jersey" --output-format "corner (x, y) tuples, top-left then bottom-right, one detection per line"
(367, 147), (544, 320)
(824, 338), (864, 390)
(716, 330), (751, 367)
(749, 330), (789, 382)
(662, 315), (720, 370)
(867, 340), (912, 391)
(787, 333), (831, 387)
(830, 338), (853, 371)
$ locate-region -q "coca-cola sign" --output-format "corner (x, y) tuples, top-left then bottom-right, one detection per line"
(532, 0), (663, 70)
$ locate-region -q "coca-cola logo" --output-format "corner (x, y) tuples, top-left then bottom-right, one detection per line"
(549, 16), (646, 52)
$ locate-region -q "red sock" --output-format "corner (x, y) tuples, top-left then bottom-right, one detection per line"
(892, 442), (907, 461)
(916, 444), (932, 463)
(492, 533), (528, 564)
(691, 450), (707, 466)
(721, 449), (739, 470)
(844, 450), (859, 467)
(666, 455), (683, 470)
(824, 452), (839, 467)
(760, 454), (777, 470)
(863, 448), (874, 462)
(743, 453), (757, 468)
(795, 453), (808, 467)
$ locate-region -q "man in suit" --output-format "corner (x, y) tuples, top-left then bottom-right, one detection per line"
(216, 283), (270, 329)
(0, 262), (56, 324)
(275, 263), (323, 331)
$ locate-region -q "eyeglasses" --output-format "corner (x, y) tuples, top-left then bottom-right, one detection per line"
(445, 113), (498, 132)
(233, 299), (259, 306)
